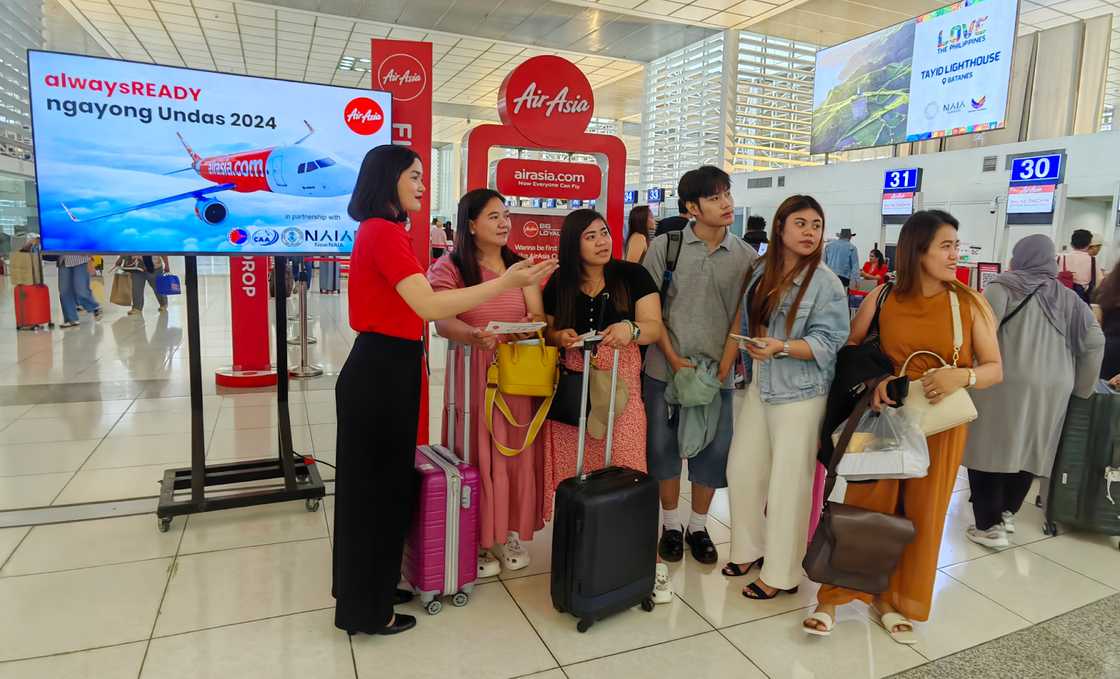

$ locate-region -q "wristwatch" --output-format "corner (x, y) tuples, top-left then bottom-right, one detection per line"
(775, 340), (791, 359)
(627, 320), (641, 341)
(967, 369), (977, 388)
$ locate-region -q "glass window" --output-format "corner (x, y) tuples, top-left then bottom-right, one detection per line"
(316, 158), (335, 168)
(298, 163), (305, 174)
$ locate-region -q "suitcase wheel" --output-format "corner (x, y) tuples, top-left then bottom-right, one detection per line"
(425, 599), (443, 616)
(577, 618), (593, 633)
(157, 517), (172, 533)
(304, 497), (320, 512)
(641, 597), (654, 613)
(451, 591), (469, 607)
(1042, 521), (1059, 537)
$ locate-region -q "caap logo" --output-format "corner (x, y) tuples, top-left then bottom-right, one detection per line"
(971, 96), (987, 111)
(344, 97), (385, 136)
(228, 228), (249, 246)
(281, 227), (304, 248)
(251, 229), (279, 246)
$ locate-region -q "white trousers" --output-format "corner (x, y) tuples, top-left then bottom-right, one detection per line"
(727, 379), (827, 590)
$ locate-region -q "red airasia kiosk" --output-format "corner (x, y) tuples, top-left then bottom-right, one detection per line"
(464, 56), (627, 258)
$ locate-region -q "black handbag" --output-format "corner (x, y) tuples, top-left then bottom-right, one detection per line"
(547, 364), (586, 426)
(803, 389), (916, 594)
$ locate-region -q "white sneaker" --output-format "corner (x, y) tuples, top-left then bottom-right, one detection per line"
(653, 563), (673, 605)
(493, 532), (530, 571)
(477, 550), (501, 578)
(966, 525), (1009, 548)
(1001, 511), (1016, 534)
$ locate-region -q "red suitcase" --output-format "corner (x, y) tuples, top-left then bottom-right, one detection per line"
(14, 284), (51, 330)
(402, 342), (481, 615)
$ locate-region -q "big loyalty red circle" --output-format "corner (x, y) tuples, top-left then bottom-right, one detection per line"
(498, 55), (594, 147)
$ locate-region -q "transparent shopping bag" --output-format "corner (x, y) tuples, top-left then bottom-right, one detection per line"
(832, 407), (929, 481)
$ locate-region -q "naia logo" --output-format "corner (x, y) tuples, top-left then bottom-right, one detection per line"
(499, 55), (595, 147)
(344, 97), (385, 135)
(522, 220), (540, 239)
(377, 53), (427, 102)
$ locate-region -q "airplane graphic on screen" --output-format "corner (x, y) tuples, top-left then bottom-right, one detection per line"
(60, 121), (357, 225)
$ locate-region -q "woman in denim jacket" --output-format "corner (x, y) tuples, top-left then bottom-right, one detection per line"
(721, 195), (850, 599)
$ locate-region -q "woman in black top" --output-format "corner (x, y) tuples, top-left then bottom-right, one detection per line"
(540, 209), (673, 602)
(1096, 268), (1120, 382)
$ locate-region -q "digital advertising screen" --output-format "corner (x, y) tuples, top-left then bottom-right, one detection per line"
(811, 0), (1018, 155)
(28, 50), (392, 255)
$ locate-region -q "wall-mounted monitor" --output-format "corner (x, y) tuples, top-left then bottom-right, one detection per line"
(811, 0), (1018, 155)
(28, 50), (392, 255)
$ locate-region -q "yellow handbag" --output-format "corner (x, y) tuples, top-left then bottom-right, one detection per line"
(484, 332), (559, 456)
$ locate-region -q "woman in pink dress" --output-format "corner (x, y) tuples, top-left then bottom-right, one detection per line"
(541, 209), (671, 603)
(428, 189), (547, 577)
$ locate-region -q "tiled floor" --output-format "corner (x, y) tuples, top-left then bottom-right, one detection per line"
(1, 264), (1119, 678)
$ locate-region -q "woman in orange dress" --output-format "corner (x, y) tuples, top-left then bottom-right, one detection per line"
(803, 210), (1002, 643)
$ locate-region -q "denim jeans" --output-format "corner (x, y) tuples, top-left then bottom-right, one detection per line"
(58, 263), (100, 323)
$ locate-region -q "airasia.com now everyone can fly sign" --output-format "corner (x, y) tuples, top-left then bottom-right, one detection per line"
(27, 50), (392, 255)
(495, 159), (601, 200)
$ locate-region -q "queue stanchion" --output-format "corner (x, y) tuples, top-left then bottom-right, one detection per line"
(289, 277), (323, 378)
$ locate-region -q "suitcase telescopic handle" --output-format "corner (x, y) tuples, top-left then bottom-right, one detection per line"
(443, 340), (472, 466)
(574, 343), (620, 481)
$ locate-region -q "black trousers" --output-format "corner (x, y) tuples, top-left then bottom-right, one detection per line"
(967, 469), (1035, 530)
(837, 276), (851, 289)
(333, 332), (422, 632)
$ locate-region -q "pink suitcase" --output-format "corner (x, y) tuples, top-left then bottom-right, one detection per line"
(402, 343), (480, 615)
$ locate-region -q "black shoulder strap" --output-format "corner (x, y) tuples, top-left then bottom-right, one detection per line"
(823, 387), (875, 500)
(1000, 284), (1044, 329)
(659, 230), (684, 318)
(1091, 256), (1098, 290)
(870, 282), (893, 335)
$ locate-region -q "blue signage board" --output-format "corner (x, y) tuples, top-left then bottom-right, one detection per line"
(883, 168), (922, 192)
(647, 187), (665, 204)
(624, 190), (638, 204)
(1009, 153), (1063, 185)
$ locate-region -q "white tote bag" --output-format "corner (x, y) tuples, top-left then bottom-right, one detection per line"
(898, 290), (977, 436)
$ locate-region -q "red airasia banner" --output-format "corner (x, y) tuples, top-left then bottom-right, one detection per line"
(498, 55), (594, 147)
(216, 256), (275, 388)
(507, 212), (564, 261)
(495, 159), (601, 200)
(372, 39), (434, 444)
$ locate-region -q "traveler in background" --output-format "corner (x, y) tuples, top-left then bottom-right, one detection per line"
(1060, 229), (1103, 303)
(444, 221), (454, 247)
(643, 166), (756, 566)
(860, 248), (890, 286)
(57, 255), (103, 328)
(430, 217), (448, 260)
(333, 144), (556, 637)
(805, 210), (1002, 641)
(625, 205), (655, 263)
(743, 215), (768, 254)
(823, 228), (860, 289)
(115, 255), (170, 316)
(963, 235), (1103, 548)
(319, 257), (341, 294)
(1096, 267), (1120, 382)
(654, 199), (691, 237)
(723, 195), (849, 599)
(541, 209), (667, 599)
(428, 188), (547, 577)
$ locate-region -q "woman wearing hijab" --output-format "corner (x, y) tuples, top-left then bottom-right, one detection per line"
(962, 234), (1104, 548)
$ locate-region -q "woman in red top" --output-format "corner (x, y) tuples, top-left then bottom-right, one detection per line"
(860, 248), (890, 286)
(333, 145), (556, 637)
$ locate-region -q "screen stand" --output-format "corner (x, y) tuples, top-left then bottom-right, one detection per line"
(155, 255), (325, 532)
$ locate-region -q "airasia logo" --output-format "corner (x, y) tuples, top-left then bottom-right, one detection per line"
(377, 53), (427, 102)
(522, 221), (540, 238)
(499, 55), (595, 147)
(344, 97), (385, 135)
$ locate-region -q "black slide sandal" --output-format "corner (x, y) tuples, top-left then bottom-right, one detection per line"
(721, 557), (764, 577)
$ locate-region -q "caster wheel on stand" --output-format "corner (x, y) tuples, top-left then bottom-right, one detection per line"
(641, 597), (654, 612)
(577, 618), (593, 633)
(426, 599), (443, 616)
(305, 498), (321, 512)
(451, 591), (469, 607)
(157, 517), (172, 533)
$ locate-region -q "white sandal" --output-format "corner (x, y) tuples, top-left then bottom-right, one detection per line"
(493, 533), (530, 572)
(802, 611), (834, 637)
(878, 612), (918, 645)
(477, 550), (501, 578)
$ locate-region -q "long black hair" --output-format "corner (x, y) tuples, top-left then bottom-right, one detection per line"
(552, 209), (630, 331)
(347, 144), (421, 223)
(869, 248), (886, 268)
(450, 188), (523, 287)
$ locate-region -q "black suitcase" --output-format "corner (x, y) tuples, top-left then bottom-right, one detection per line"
(550, 341), (659, 633)
(1044, 380), (1120, 539)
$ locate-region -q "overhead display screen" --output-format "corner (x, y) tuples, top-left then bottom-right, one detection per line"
(28, 50), (392, 255)
(811, 0), (1018, 155)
